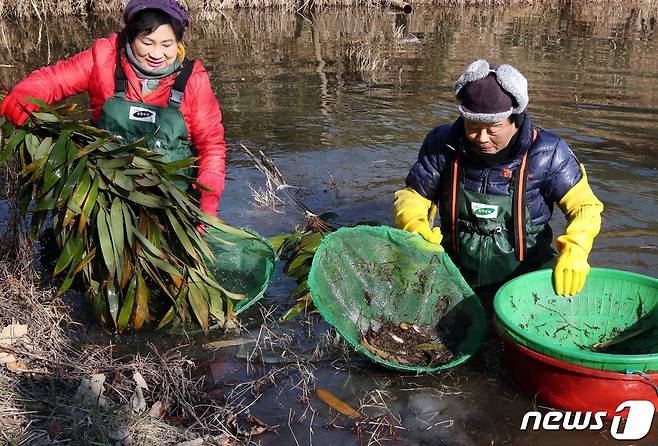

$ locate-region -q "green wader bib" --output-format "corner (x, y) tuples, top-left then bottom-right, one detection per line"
(444, 153), (555, 288)
(97, 56), (196, 177)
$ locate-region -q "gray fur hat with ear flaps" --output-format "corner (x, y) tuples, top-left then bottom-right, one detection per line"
(454, 59), (529, 123)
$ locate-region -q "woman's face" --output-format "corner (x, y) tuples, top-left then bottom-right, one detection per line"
(130, 24), (178, 70)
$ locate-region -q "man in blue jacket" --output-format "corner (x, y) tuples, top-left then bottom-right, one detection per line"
(394, 59), (603, 296)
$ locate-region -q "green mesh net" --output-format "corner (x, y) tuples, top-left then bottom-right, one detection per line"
(308, 225), (486, 372)
(204, 227), (276, 315)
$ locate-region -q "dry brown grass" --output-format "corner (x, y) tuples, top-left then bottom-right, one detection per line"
(0, 227), (239, 444)
(1, 0), (655, 19)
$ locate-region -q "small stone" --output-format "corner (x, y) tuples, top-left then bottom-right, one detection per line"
(108, 428), (129, 442)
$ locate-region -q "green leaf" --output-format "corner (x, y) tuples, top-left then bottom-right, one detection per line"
(101, 168), (135, 192)
(269, 232), (297, 256)
(31, 112), (60, 123)
(132, 227), (164, 259)
(23, 155), (48, 176)
(118, 275), (137, 333)
(139, 258), (175, 300)
(131, 156), (155, 169)
(110, 198), (125, 283)
(25, 134), (39, 157)
(66, 171), (91, 217)
(288, 264), (312, 282)
(66, 138), (77, 164)
(56, 155), (87, 207)
(280, 294), (312, 322)
(134, 268), (149, 330)
(122, 168), (149, 176)
(39, 164), (66, 197)
(287, 280), (310, 302)
(107, 279), (119, 329)
(96, 208), (116, 277)
(42, 131), (68, 186)
(89, 290), (109, 327)
(0, 128), (26, 165)
(284, 252), (313, 276)
(76, 136), (112, 159)
(122, 202), (134, 247)
(72, 247), (97, 275)
(296, 231), (324, 253)
(97, 155), (133, 169)
(53, 232), (83, 276)
(188, 282), (209, 331)
(155, 287), (186, 331)
(176, 209), (214, 260)
(33, 136), (53, 160)
(209, 290), (224, 323)
(56, 274), (76, 298)
(30, 192), (56, 212)
(126, 190), (166, 207)
(192, 267), (246, 301)
(139, 250), (182, 278)
(24, 97), (61, 118)
(28, 211), (47, 239)
(165, 208), (200, 263)
(167, 184), (195, 213)
(78, 174), (99, 231)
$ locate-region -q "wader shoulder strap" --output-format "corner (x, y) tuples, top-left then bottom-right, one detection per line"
(512, 131), (539, 261)
(449, 153), (461, 253)
(513, 153), (529, 261)
(168, 59), (195, 109)
(112, 55), (196, 106)
(114, 53), (128, 97)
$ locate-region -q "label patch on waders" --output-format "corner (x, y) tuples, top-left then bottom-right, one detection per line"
(129, 106), (157, 123)
(472, 202), (499, 219)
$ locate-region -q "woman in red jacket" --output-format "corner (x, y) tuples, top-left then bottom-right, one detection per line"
(0, 0), (226, 219)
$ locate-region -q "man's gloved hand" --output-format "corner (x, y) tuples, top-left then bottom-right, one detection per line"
(394, 187), (443, 244)
(0, 92), (38, 126)
(553, 165), (604, 297)
(407, 220), (443, 244)
(554, 244), (590, 296)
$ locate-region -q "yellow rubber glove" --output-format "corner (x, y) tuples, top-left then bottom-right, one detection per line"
(393, 187), (443, 244)
(554, 165), (604, 296)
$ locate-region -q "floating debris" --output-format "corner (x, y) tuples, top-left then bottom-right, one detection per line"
(589, 325), (655, 353)
(360, 321), (456, 366)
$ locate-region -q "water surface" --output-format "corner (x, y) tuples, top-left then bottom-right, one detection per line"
(1, 2), (658, 444)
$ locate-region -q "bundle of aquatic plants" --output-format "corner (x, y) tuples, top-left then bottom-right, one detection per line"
(0, 98), (252, 332)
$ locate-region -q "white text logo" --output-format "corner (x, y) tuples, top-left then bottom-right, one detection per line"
(129, 106), (156, 123)
(520, 400), (654, 440)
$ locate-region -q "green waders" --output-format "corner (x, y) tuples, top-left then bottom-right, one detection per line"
(97, 55), (196, 174)
(443, 152), (556, 288)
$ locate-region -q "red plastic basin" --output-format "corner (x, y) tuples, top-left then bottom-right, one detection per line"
(498, 329), (658, 418)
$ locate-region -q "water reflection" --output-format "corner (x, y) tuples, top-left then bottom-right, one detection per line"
(1, 2), (658, 444)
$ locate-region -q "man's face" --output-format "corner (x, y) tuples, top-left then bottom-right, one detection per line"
(464, 118), (517, 154)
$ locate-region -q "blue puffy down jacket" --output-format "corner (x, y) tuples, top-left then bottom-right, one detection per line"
(405, 113), (582, 227)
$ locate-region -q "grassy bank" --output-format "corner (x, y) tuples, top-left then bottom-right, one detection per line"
(0, 241), (231, 445)
(0, 0), (589, 20)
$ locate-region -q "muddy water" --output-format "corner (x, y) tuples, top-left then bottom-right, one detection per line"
(2, 2), (658, 444)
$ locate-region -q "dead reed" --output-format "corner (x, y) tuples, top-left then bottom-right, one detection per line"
(1, 0), (656, 20)
(0, 234), (238, 444)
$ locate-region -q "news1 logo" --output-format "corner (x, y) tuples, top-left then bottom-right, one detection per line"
(520, 400), (655, 440)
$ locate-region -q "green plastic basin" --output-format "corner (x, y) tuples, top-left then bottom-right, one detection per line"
(494, 268), (658, 372)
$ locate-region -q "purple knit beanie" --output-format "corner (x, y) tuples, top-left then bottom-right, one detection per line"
(123, 0), (190, 28)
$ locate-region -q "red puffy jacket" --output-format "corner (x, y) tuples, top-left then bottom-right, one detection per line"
(0, 33), (226, 217)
